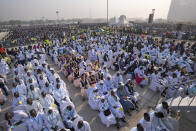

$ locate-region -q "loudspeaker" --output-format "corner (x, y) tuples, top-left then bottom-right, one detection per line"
(148, 14), (154, 24)
(176, 24), (183, 31)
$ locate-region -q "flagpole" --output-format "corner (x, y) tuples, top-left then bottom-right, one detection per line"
(107, 0), (108, 25)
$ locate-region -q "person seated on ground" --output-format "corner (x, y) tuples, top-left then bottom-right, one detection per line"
(108, 90), (126, 127)
(26, 78), (39, 90)
(73, 68), (81, 88)
(97, 80), (108, 95)
(166, 73), (180, 98)
(188, 82), (196, 96)
(0, 57), (10, 76)
(150, 111), (170, 131)
(46, 108), (65, 130)
(88, 88), (101, 110)
(54, 84), (70, 105)
(27, 109), (48, 131)
(80, 73), (89, 100)
(48, 70), (60, 85)
(102, 66), (109, 77)
(41, 82), (53, 95)
(125, 79), (140, 102)
(5, 110), (28, 130)
(12, 82), (27, 97)
(98, 96), (116, 128)
(149, 70), (162, 92)
(88, 73), (97, 87)
(25, 98), (43, 114)
(96, 69), (105, 82)
(104, 75), (114, 92)
(12, 92), (26, 108)
(73, 117), (91, 131)
(155, 101), (179, 131)
(61, 103), (79, 129)
(14, 70), (23, 81)
(38, 75), (49, 89)
(0, 75), (9, 96)
(14, 77), (25, 88)
(130, 123), (144, 131)
(117, 83), (137, 115)
(25, 72), (37, 86)
(27, 85), (41, 100)
(0, 88), (6, 112)
(55, 77), (67, 90)
(139, 112), (153, 131)
(40, 91), (55, 111)
(113, 72), (123, 88)
(134, 66), (149, 87)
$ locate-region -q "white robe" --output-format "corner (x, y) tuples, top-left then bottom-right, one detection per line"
(150, 112), (169, 131)
(12, 96), (26, 108)
(38, 77), (49, 88)
(12, 85), (27, 97)
(40, 94), (55, 110)
(53, 87), (70, 105)
(46, 110), (64, 129)
(25, 100), (44, 114)
(98, 100), (116, 127)
(27, 88), (41, 100)
(113, 75), (123, 88)
(139, 117), (154, 131)
(41, 85), (53, 95)
(88, 91), (101, 110)
(27, 113), (48, 131)
(107, 95), (124, 119)
(155, 105), (178, 131)
(73, 117), (91, 131)
(149, 73), (162, 92)
(7, 110), (28, 129)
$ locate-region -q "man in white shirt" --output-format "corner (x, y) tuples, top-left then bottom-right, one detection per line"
(73, 117), (91, 131)
(25, 98), (43, 114)
(27, 85), (41, 100)
(46, 108), (65, 130)
(27, 109), (48, 131)
(40, 92), (55, 111)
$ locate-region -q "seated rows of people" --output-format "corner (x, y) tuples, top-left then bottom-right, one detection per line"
(5, 46), (90, 131)
(83, 38), (195, 100)
(48, 32), (195, 130)
(53, 48), (140, 129)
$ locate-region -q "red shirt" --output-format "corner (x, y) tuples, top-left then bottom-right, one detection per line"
(0, 47), (6, 54)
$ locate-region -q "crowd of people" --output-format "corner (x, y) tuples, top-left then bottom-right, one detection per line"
(0, 23), (196, 131)
(0, 44), (91, 131)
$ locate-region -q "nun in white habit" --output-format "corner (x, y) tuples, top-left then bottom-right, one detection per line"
(88, 88), (101, 110)
(108, 90), (125, 122)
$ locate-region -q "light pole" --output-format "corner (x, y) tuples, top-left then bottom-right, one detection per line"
(56, 10), (59, 24)
(107, 0), (108, 24)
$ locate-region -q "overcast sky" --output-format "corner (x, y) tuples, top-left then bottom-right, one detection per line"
(0, 0), (171, 21)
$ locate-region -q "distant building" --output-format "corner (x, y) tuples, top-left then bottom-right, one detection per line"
(168, 0), (196, 22)
(118, 15), (128, 25)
